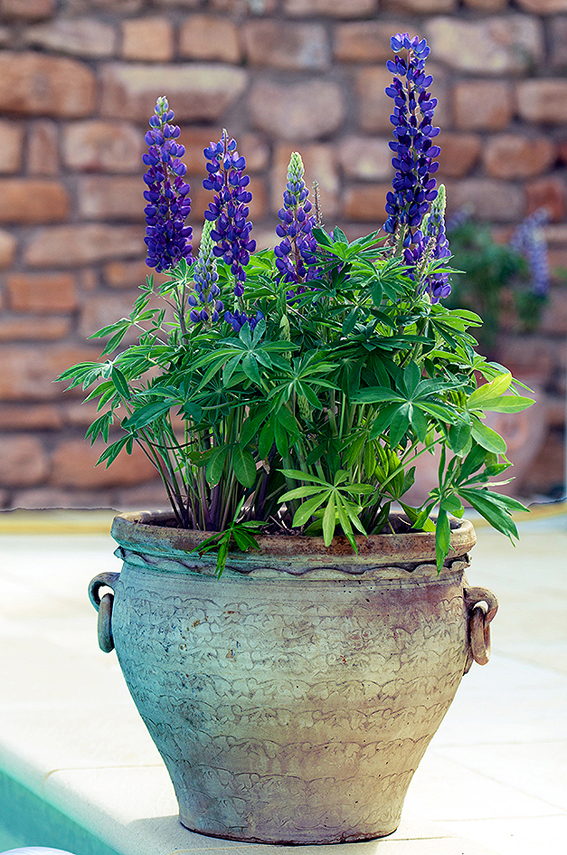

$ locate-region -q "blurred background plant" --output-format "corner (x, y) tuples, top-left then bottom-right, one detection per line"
(446, 208), (551, 358)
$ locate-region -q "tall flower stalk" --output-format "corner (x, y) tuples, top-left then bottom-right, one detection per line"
(274, 152), (318, 288)
(143, 97), (192, 272)
(188, 220), (223, 325)
(384, 34), (440, 255)
(203, 130), (256, 299)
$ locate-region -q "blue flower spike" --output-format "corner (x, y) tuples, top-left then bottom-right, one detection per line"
(384, 34), (440, 254)
(274, 152), (318, 290)
(203, 130), (256, 299)
(143, 96), (193, 272)
(188, 219), (224, 326)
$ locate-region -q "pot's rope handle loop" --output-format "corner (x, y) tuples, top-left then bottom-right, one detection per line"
(88, 572), (120, 654)
(463, 586), (498, 672)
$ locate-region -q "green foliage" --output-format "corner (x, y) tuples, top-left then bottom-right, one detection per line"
(447, 219), (545, 354)
(58, 225), (534, 573)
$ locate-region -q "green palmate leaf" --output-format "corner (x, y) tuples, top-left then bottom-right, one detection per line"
(232, 446), (257, 488)
(388, 404), (411, 448)
(122, 400), (172, 430)
(280, 469), (329, 485)
(258, 421), (274, 459)
(96, 434), (133, 468)
(448, 420), (471, 453)
(206, 446), (229, 485)
(111, 366), (130, 399)
(469, 395), (534, 414)
(435, 507), (451, 573)
(467, 371), (512, 408)
(322, 495), (336, 546)
(457, 487), (521, 540)
(291, 493), (330, 527)
(470, 419), (507, 454)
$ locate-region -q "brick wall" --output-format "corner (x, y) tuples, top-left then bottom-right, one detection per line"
(0, 0), (565, 509)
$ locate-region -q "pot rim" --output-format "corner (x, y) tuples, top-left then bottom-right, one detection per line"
(111, 509), (476, 564)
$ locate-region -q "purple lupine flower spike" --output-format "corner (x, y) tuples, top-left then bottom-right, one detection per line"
(384, 34), (440, 252)
(203, 130), (256, 298)
(143, 96), (192, 272)
(274, 152), (318, 289)
(404, 184), (451, 303)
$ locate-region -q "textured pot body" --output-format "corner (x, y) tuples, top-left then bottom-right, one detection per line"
(97, 512), (484, 844)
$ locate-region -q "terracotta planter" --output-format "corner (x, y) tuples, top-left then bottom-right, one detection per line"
(89, 511), (497, 845)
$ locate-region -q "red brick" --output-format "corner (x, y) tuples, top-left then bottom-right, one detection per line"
(544, 393), (567, 428)
(437, 133), (481, 179)
(454, 81), (514, 131)
(446, 179), (524, 223)
(0, 180), (69, 224)
(115, 482), (170, 511)
(284, 0), (377, 14)
(62, 401), (102, 426)
(462, 0), (508, 8)
(382, 0), (456, 9)
(0, 345), (100, 401)
(334, 22), (407, 63)
(426, 16), (543, 74)
(27, 121), (59, 176)
(0, 435), (48, 487)
(337, 137), (391, 182)
(63, 120), (143, 173)
(51, 439), (157, 488)
(0, 316), (70, 341)
(77, 176), (144, 221)
(0, 53), (96, 118)
(6, 273), (78, 313)
(0, 121), (24, 173)
(178, 127), (223, 173)
(344, 185), (390, 223)
(356, 67), (395, 134)
(483, 135), (556, 179)
(67, 0), (143, 10)
(543, 224), (567, 244)
(23, 18), (116, 56)
(1, 0), (55, 19)
(25, 225), (144, 267)
(517, 80), (567, 124)
(517, 0), (567, 11)
(79, 293), (142, 339)
(250, 80), (344, 141)
(496, 334), (557, 384)
(12, 486), (115, 510)
(243, 21), (329, 70)
(103, 259), (167, 289)
(122, 17), (174, 62)
(526, 177), (566, 223)
(239, 134), (270, 173)
(272, 144), (339, 220)
(550, 16), (567, 70)
(521, 429), (565, 496)
(0, 404), (63, 430)
(206, 0), (277, 10)
(0, 230), (16, 269)
(179, 15), (241, 63)
(539, 287), (567, 336)
(100, 63), (248, 123)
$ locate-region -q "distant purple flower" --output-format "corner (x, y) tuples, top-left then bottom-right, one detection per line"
(143, 96), (192, 272)
(203, 130), (256, 298)
(274, 151), (318, 289)
(384, 33), (440, 251)
(188, 220), (224, 325)
(510, 208), (550, 297)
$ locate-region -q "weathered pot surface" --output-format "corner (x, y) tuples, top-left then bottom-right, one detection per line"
(89, 512), (497, 845)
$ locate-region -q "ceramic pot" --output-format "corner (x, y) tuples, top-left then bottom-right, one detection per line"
(89, 511), (497, 845)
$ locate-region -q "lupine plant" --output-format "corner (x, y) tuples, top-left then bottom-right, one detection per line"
(59, 34), (533, 573)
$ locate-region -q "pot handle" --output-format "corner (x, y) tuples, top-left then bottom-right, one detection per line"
(88, 572), (120, 653)
(463, 585), (498, 673)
